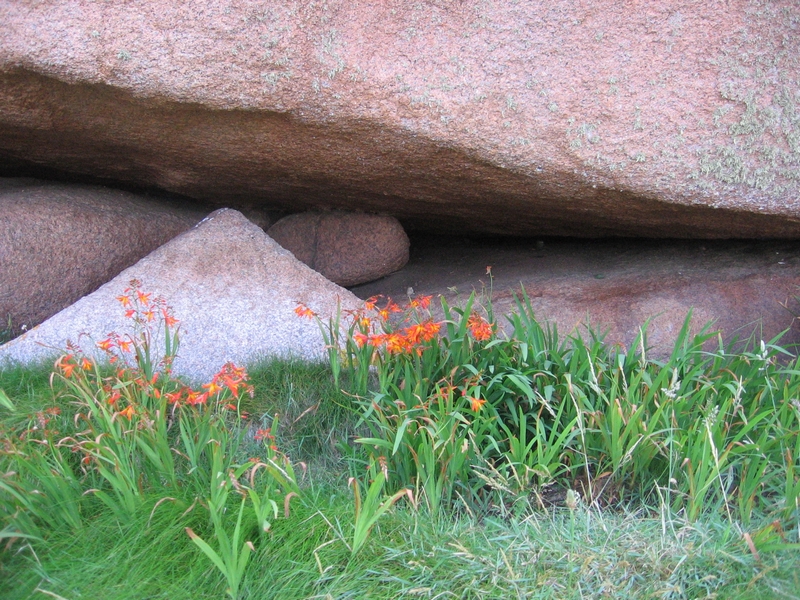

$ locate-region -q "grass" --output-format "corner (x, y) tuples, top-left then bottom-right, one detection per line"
(1, 286), (800, 599)
(2, 357), (799, 599)
(1, 468), (797, 599)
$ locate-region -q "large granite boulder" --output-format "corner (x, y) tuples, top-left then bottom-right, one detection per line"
(268, 211), (409, 286)
(0, 178), (206, 333)
(1, 2), (799, 238)
(0, 208), (362, 383)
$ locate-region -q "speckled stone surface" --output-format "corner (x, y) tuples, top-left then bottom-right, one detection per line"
(1, 2), (800, 237)
(0, 177), (206, 332)
(0, 208), (362, 383)
(268, 211), (409, 286)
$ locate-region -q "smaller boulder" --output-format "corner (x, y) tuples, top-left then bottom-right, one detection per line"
(268, 212), (409, 287)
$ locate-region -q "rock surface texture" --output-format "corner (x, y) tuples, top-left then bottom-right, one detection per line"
(0, 178), (206, 332)
(0, 209), (362, 383)
(352, 237), (800, 357)
(1, 2), (799, 237)
(268, 212), (409, 286)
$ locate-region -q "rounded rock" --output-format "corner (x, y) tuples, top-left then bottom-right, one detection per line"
(268, 212), (409, 286)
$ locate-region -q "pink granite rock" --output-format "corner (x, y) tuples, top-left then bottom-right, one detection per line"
(0, 178), (205, 333)
(268, 212), (409, 286)
(0, 2), (799, 237)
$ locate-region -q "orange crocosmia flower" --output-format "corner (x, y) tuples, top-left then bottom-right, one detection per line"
(185, 391), (208, 406)
(143, 309), (155, 322)
(97, 337), (114, 351)
(136, 290), (151, 305)
(117, 338), (132, 353)
(294, 304), (316, 319)
(119, 405), (136, 419)
(117, 294), (131, 307)
(163, 310), (179, 328)
(410, 296), (433, 310)
(203, 381), (222, 396)
(364, 297), (379, 311)
(353, 332), (369, 348)
(81, 357), (93, 371)
(385, 333), (411, 354)
(420, 320), (441, 341)
(225, 403), (237, 411)
(403, 320), (440, 346)
(165, 390), (184, 405)
(468, 396), (486, 412)
(379, 301), (399, 321)
(404, 324), (425, 345)
(222, 377), (240, 395)
(56, 355), (76, 378)
(254, 428), (273, 442)
(124, 309), (136, 319)
(467, 314), (494, 342)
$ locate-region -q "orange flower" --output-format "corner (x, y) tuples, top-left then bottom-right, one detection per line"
(377, 300), (403, 321)
(203, 380), (222, 396)
(119, 405), (136, 419)
(409, 295), (433, 310)
(468, 396), (486, 412)
(404, 323), (425, 345)
(117, 338), (132, 353)
(81, 357), (93, 371)
(165, 390), (184, 405)
(117, 294), (131, 307)
(467, 313), (494, 342)
(185, 391), (208, 406)
(163, 309), (179, 328)
(136, 290), (151, 305)
(294, 303), (316, 319)
(254, 428), (273, 442)
(364, 296), (380, 311)
(97, 337), (114, 351)
(143, 309), (155, 322)
(56, 355), (76, 378)
(353, 332), (369, 348)
(420, 320), (441, 341)
(385, 333), (413, 354)
(402, 320), (440, 346)
(124, 309), (136, 319)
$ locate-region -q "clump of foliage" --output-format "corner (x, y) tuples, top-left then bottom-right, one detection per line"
(303, 283), (800, 537)
(0, 281), (299, 599)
